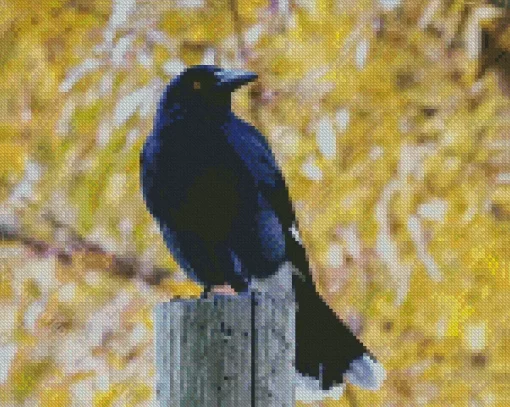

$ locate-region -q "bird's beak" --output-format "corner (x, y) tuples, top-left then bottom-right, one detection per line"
(216, 69), (258, 91)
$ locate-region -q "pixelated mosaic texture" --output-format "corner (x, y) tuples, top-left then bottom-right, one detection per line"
(0, 0), (509, 405)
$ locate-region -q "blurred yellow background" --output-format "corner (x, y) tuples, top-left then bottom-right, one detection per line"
(0, 0), (509, 405)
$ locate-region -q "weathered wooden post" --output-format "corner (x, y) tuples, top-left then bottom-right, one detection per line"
(155, 291), (296, 406)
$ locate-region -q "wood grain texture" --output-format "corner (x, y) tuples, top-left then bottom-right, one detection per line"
(155, 292), (296, 406)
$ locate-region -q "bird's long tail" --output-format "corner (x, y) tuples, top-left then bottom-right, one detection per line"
(286, 232), (385, 393)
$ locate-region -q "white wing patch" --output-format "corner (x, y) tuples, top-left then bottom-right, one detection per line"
(290, 222), (302, 244)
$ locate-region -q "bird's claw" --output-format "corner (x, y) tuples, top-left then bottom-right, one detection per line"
(201, 284), (238, 298)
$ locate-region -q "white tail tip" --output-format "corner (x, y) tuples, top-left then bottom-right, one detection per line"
(345, 353), (386, 390)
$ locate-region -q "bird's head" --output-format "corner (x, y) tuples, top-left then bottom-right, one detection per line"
(164, 65), (258, 114)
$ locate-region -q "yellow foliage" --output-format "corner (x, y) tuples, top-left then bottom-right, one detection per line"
(93, 388), (118, 407)
(237, 0), (269, 21)
(40, 386), (71, 407)
(162, 279), (203, 298)
(0, 142), (26, 179)
(11, 360), (51, 402)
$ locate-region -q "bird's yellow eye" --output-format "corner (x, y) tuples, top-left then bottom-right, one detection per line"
(193, 81), (201, 90)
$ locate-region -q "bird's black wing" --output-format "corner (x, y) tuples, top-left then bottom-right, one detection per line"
(225, 113), (297, 232)
(225, 113), (313, 285)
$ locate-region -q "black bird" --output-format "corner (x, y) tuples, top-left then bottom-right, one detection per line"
(140, 65), (385, 401)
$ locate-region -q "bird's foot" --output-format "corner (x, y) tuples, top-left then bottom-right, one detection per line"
(210, 284), (238, 295)
(201, 284), (238, 298)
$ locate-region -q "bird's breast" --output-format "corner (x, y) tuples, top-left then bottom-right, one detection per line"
(143, 129), (257, 242)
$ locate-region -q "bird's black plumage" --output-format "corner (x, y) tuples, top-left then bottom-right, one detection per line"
(140, 65), (380, 393)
